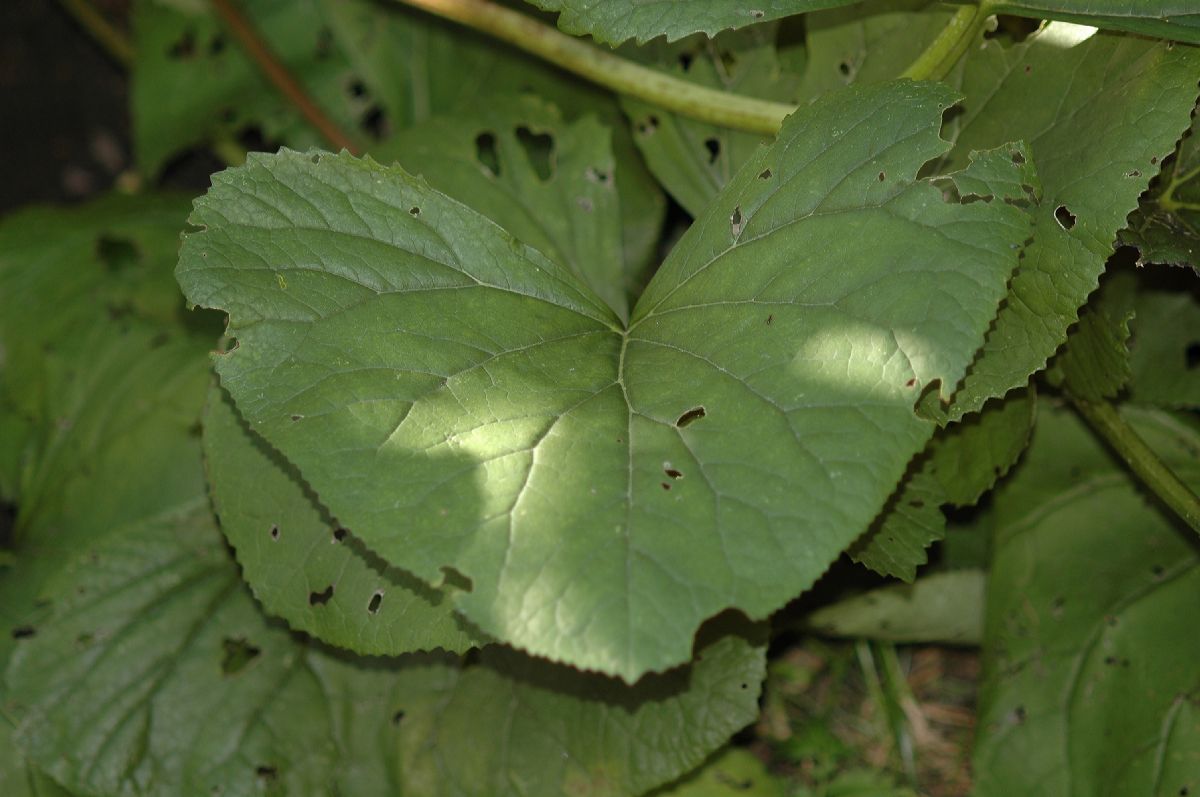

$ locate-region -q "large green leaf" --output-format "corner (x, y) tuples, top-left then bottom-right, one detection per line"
(177, 81), (1037, 680)
(1128, 283), (1200, 408)
(985, 1), (1200, 44)
(935, 25), (1200, 419)
(203, 382), (485, 655)
(973, 406), (1200, 796)
(525, 0), (859, 45)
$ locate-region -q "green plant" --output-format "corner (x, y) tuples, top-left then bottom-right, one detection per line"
(2, 1), (1199, 794)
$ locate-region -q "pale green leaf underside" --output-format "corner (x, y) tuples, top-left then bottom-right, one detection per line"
(178, 81), (1035, 680)
(807, 569), (985, 645)
(987, 1), (1200, 44)
(203, 383), (486, 655)
(938, 27), (1200, 419)
(973, 407), (1200, 797)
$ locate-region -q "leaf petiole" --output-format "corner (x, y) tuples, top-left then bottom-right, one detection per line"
(901, 2), (996, 82)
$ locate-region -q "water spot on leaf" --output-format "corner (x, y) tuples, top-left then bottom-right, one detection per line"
(1054, 205), (1076, 230)
(11, 625), (35, 639)
(475, 132), (500, 176)
(704, 138), (721, 164)
(1185, 342), (1200, 369)
(677, 407), (706, 427)
(309, 585), (334, 606)
(368, 591), (383, 614)
(220, 637), (261, 675)
(731, 206), (743, 237)
(516, 126), (555, 180)
(269, 524), (280, 541)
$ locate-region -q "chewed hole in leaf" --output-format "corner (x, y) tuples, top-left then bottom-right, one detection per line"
(360, 105), (387, 139)
(676, 407), (706, 427)
(96, 235), (141, 272)
(409, 206), (420, 216)
(255, 765), (277, 782)
(11, 625), (35, 639)
(664, 467), (683, 479)
(168, 29), (196, 59)
(731, 206), (743, 237)
(678, 51), (694, 72)
(220, 637), (261, 675)
(878, 171), (886, 182)
(269, 525), (279, 541)
(474, 132), (500, 176)
(637, 115), (659, 137)
(391, 710), (405, 725)
(208, 34), (226, 56)
(367, 591), (383, 614)
(1186, 342), (1200, 369)
(1054, 205), (1077, 230)
(309, 585), (334, 606)
(704, 137), (721, 164)
(758, 168), (772, 180)
(661, 482), (671, 491)
(332, 527), (347, 543)
(516, 126), (555, 181)
(585, 166), (610, 185)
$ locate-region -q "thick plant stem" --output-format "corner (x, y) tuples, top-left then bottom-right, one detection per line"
(210, 0), (361, 154)
(1071, 397), (1200, 537)
(391, 0), (794, 135)
(58, 0), (134, 69)
(901, 3), (994, 82)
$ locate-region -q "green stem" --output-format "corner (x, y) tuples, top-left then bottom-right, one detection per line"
(57, 0), (134, 69)
(1071, 397), (1200, 537)
(901, 2), (994, 82)
(391, 0), (793, 135)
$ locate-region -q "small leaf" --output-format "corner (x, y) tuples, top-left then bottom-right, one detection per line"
(178, 81), (1037, 680)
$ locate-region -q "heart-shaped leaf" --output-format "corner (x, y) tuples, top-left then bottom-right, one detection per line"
(178, 80), (1037, 680)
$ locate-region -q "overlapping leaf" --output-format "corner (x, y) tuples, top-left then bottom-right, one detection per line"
(1122, 114), (1200, 271)
(1128, 282), (1200, 408)
(178, 80), (1038, 680)
(524, 0), (856, 45)
(933, 25), (1200, 419)
(973, 406), (1200, 796)
(204, 383), (485, 655)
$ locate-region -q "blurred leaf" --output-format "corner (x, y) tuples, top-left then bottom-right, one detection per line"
(1128, 280), (1200, 408)
(654, 748), (787, 797)
(1048, 268), (1136, 400)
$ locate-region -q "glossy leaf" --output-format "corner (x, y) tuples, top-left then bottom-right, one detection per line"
(935, 25), (1200, 419)
(973, 407), (1200, 796)
(178, 80), (1038, 680)
(203, 382), (486, 655)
